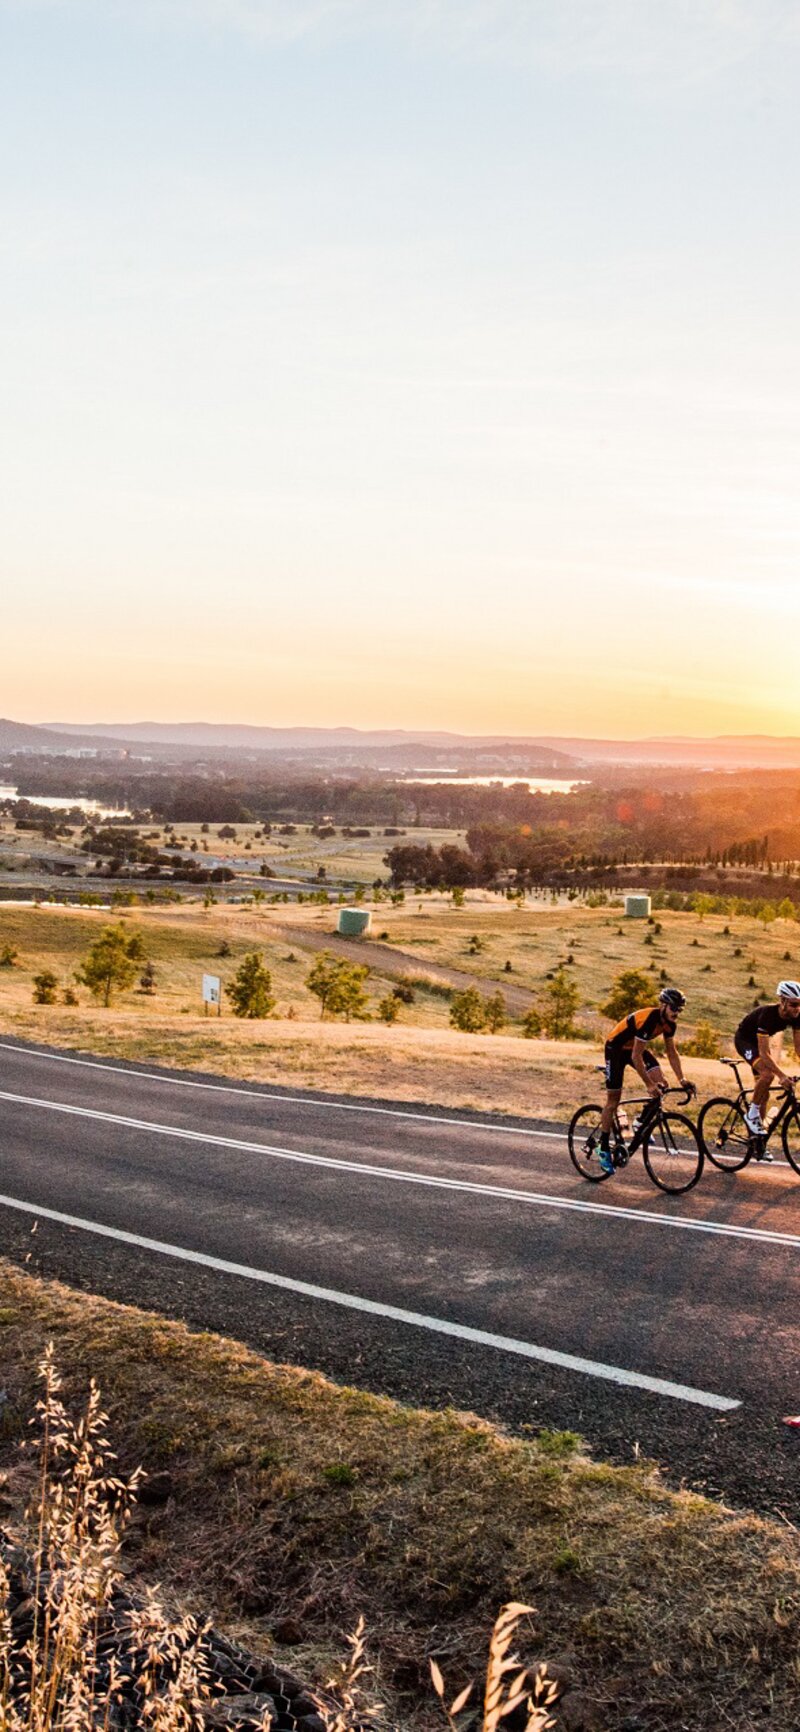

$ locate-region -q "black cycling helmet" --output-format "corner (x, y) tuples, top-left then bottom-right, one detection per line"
(659, 987), (686, 1011)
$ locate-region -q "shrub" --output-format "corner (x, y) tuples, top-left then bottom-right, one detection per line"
(0, 943), (18, 967)
(393, 982), (416, 1004)
(543, 967), (580, 1039)
(32, 970), (58, 1005)
(483, 991), (506, 1034)
(77, 923), (146, 1007)
(522, 1005), (543, 1038)
(62, 987), (79, 1006)
(378, 995), (400, 1024)
(226, 952), (275, 1018)
(449, 987), (487, 1033)
(684, 1020), (722, 1059)
(601, 968), (653, 1021)
(306, 952), (370, 1021)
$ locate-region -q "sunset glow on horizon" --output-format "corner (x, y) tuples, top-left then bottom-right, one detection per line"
(3, 2), (800, 738)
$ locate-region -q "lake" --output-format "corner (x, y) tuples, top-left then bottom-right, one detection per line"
(0, 784), (131, 819)
(401, 775), (585, 794)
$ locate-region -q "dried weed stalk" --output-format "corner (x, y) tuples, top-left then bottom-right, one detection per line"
(431, 1602), (558, 1732)
(0, 1352), (561, 1732)
(0, 1344), (214, 1732)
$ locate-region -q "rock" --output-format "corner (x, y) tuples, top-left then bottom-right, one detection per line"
(558, 1689), (602, 1732)
(203, 1691), (278, 1728)
(138, 1470), (174, 1505)
(273, 1616), (304, 1645)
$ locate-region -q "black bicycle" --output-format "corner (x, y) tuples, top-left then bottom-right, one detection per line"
(568, 1079), (703, 1195)
(698, 1058), (800, 1174)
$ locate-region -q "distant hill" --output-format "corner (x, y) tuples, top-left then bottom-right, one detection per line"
(12, 719), (800, 769)
(0, 718), (98, 755)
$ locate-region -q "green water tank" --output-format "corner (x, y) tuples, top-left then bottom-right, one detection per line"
(337, 907), (372, 937)
(624, 894), (651, 919)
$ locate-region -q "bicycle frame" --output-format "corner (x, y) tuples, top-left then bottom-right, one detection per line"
(610, 1085), (692, 1161)
(721, 1058), (798, 1144)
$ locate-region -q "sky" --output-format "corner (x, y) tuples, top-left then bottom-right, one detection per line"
(2, 0), (800, 736)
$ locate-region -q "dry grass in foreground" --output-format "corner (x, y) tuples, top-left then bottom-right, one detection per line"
(0, 1350), (556, 1731)
(0, 1262), (799, 1730)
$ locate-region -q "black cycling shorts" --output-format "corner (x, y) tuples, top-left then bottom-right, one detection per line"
(734, 1035), (759, 1070)
(604, 1044), (658, 1092)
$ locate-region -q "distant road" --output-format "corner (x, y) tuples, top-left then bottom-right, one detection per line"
(1, 1037), (799, 1518)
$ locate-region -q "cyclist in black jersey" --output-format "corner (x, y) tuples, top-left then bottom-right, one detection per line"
(734, 980), (800, 1142)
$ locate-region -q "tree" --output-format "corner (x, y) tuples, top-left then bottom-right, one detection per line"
(378, 995), (400, 1024)
(449, 987), (487, 1033)
(543, 967), (580, 1039)
(522, 1005), (542, 1038)
(32, 971), (58, 1005)
(305, 952), (370, 1021)
(139, 960), (157, 994)
(451, 886), (465, 908)
(483, 991), (506, 1034)
(684, 1020), (721, 1058)
(226, 952), (275, 1018)
(601, 968), (653, 1022)
(77, 924), (145, 1007)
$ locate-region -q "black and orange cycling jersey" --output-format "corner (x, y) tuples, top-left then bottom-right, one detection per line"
(605, 1007), (670, 1052)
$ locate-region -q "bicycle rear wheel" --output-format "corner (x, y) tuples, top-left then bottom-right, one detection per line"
(781, 1106), (800, 1176)
(642, 1111), (703, 1194)
(567, 1104), (611, 1182)
(698, 1097), (751, 1172)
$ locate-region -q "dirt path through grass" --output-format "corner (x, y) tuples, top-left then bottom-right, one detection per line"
(272, 922), (537, 1012)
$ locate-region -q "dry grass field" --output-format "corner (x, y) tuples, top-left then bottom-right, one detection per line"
(2, 1261), (800, 1730)
(3, 894), (800, 1114)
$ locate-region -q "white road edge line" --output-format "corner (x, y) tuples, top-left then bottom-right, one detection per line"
(0, 1042), (558, 1140)
(2, 1087), (800, 1247)
(0, 1189), (740, 1412)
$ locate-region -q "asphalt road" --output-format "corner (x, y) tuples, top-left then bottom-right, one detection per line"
(1, 1036), (799, 1520)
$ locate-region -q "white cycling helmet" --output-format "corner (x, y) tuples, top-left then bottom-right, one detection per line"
(777, 980), (800, 1002)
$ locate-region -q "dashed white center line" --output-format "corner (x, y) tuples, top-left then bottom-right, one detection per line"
(0, 1189), (741, 1411)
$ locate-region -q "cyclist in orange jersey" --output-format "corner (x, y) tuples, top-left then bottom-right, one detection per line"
(598, 987), (694, 1176)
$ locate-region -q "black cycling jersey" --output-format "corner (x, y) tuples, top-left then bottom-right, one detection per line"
(735, 1003), (791, 1051)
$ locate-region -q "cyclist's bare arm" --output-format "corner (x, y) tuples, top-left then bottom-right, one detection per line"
(792, 1028), (800, 1066)
(663, 1033), (691, 1089)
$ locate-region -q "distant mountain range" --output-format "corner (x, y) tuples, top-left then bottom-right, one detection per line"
(4, 717), (800, 770)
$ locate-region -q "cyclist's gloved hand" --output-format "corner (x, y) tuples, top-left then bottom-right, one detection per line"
(683, 1081), (697, 1098)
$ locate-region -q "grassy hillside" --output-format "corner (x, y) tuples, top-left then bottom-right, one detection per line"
(2, 896), (799, 1114)
(2, 1261), (800, 1730)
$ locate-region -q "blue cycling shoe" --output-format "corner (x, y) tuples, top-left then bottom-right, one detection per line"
(598, 1146), (614, 1177)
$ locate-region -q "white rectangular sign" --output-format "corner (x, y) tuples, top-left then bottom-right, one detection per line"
(202, 973), (221, 1005)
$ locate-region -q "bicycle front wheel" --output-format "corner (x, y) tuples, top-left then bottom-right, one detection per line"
(643, 1111), (703, 1195)
(782, 1106), (800, 1176)
(567, 1104), (610, 1182)
(698, 1097), (751, 1172)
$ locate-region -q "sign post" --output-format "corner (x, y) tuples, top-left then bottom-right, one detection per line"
(202, 973), (222, 1017)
